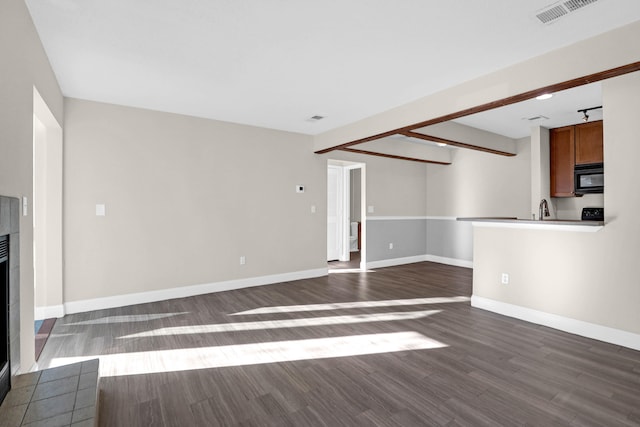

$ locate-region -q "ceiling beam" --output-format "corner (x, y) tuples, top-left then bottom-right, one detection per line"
(315, 61), (640, 155)
(339, 148), (451, 165)
(401, 131), (515, 157)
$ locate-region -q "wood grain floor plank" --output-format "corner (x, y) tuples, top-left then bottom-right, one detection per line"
(34, 261), (640, 426)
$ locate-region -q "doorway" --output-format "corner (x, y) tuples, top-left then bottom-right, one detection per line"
(327, 160), (365, 270)
(33, 87), (63, 360)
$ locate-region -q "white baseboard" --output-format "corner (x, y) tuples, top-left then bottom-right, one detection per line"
(424, 255), (473, 269)
(366, 254), (472, 269)
(35, 305), (65, 320)
(64, 268), (328, 315)
(14, 362), (38, 375)
(366, 255), (429, 269)
(471, 295), (640, 351)
(367, 216), (429, 221)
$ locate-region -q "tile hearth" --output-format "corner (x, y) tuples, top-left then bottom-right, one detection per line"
(0, 359), (99, 427)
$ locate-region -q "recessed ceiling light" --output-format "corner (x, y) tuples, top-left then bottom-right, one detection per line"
(437, 143), (447, 147)
(535, 94), (553, 100)
(307, 115), (325, 122)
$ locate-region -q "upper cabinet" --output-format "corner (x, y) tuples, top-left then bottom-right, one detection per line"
(550, 125), (576, 197)
(575, 121), (604, 165)
(550, 120), (603, 198)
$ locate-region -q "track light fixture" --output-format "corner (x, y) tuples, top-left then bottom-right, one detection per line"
(577, 105), (602, 122)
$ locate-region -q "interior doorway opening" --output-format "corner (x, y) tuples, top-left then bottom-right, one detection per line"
(33, 87), (63, 362)
(327, 160), (366, 270)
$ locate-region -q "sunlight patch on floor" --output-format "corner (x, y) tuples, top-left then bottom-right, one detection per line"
(64, 312), (190, 326)
(117, 310), (442, 339)
(231, 296), (470, 315)
(50, 331), (447, 377)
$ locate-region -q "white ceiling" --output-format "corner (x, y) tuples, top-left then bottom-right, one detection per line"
(25, 0), (640, 136)
(454, 82), (604, 139)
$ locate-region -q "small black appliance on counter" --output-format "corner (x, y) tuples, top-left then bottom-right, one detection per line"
(582, 207), (604, 221)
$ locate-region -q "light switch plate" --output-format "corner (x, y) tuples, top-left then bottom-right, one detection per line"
(96, 204), (106, 216)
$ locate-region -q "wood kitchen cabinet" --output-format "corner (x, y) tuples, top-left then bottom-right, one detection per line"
(550, 120), (603, 197)
(575, 121), (604, 165)
(550, 125), (576, 197)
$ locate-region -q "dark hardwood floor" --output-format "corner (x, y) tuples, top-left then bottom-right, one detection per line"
(328, 251), (361, 270)
(37, 262), (640, 426)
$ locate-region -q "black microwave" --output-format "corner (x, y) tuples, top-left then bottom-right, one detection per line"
(575, 163), (603, 194)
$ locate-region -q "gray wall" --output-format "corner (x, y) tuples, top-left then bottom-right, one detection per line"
(426, 218), (473, 262)
(366, 219), (427, 262)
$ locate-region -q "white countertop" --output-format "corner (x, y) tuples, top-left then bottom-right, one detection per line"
(457, 217), (604, 232)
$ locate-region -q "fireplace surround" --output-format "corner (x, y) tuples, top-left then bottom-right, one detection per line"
(0, 235), (8, 403)
(0, 196), (20, 405)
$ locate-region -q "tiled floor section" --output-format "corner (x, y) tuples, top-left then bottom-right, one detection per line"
(0, 359), (99, 427)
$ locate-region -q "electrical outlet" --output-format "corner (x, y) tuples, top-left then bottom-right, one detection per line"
(240, 256), (246, 265)
(501, 273), (509, 284)
(389, 243), (393, 249)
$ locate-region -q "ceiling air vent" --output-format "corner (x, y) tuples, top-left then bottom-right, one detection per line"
(535, 0), (600, 24)
(524, 115), (549, 121)
(536, 5), (568, 24)
(563, 0), (599, 12)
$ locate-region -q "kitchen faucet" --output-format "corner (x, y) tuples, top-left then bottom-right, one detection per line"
(539, 199), (550, 221)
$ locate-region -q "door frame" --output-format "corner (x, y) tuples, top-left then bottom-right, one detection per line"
(33, 87), (64, 321)
(327, 160), (366, 269)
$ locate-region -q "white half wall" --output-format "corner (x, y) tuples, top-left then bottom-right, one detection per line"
(472, 296), (640, 351)
(471, 71), (640, 344)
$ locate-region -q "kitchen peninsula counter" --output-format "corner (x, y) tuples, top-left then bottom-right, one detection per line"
(457, 217), (604, 232)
